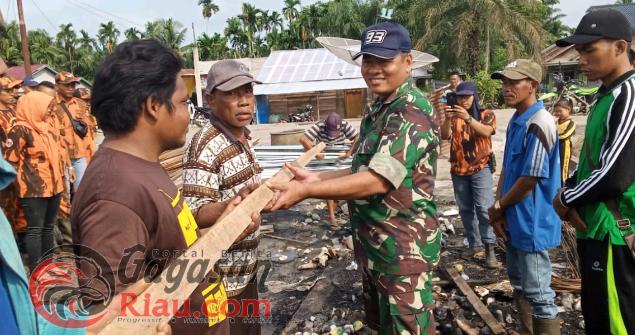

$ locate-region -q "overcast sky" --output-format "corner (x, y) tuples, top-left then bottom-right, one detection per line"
(0, 0), (609, 44)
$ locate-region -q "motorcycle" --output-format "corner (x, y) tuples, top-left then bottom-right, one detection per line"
(539, 73), (598, 114)
(189, 103), (211, 125)
(287, 104), (315, 123)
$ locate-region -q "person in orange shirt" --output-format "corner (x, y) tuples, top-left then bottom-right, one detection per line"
(440, 81), (499, 269)
(73, 87), (97, 162)
(0, 76), (28, 240)
(51, 72), (89, 189)
(4, 91), (66, 270)
(0, 76), (21, 146)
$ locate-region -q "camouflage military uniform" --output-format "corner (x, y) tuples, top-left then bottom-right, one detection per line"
(351, 77), (441, 334)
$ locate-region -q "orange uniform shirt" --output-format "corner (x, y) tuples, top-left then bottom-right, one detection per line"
(50, 95), (90, 160)
(449, 109), (496, 175)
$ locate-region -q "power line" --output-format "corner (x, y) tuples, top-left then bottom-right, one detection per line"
(29, 0), (57, 32)
(6, 0), (15, 22)
(72, 0), (143, 28)
(64, 0), (133, 30)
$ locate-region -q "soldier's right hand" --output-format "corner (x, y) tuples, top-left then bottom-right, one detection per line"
(284, 163), (320, 184)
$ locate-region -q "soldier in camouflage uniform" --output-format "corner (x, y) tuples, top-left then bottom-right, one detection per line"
(269, 21), (441, 334)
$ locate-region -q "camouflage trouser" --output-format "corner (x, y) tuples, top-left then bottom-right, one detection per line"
(362, 267), (436, 335)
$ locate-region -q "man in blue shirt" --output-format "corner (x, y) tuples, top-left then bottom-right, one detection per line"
(488, 59), (561, 335)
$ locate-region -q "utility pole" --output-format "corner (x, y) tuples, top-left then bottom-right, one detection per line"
(16, 0), (32, 76)
(192, 22), (203, 108)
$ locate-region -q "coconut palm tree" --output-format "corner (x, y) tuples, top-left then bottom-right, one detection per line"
(257, 9), (271, 33)
(77, 30), (96, 50)
(124, 27), (142, 41)
(225, 17), (247, 57)
(197, 32), (230, 60)
(56, 23), (78, 72)
(29, 29), (61, 65)
(268, 11), (284, 33)
(97, 21), (120, 54)
(156, 19), (187, 50)
(199, 0), (220, 20)
(144, 21), (162, 40)
(283, 0), (301, 24)
(318, 0), (364, 39)
(410, 0), (547, 75)
(0, 22), (22, 65)
(240, 3), (260, 56)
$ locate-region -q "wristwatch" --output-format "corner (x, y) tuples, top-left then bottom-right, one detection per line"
(466, 116), (473, 124)
(493, 199), (503, 211)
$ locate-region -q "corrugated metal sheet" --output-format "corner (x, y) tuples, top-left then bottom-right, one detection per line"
(254, 145), (353, 179)
(257, 49), (361, 84)
(254, 78), (367, 95)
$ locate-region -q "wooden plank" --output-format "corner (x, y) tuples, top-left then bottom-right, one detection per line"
(262, 233), (312, 246)
(98, 143), (326, 334)
(445, 266), (506, 335)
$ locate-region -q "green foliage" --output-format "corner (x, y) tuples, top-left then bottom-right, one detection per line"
(0, 0), (569, 84)
(466, 71), (502, 106)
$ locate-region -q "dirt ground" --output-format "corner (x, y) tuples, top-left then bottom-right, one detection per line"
(94, 110), (589, 334)
(246, 111), (589, 334)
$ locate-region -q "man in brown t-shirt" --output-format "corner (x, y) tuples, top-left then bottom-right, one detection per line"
(71, 40), (258, 334)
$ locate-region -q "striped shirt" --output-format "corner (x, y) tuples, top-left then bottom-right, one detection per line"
(182, 115), (262, 297)
(304, 120), (358, 145)
(560, 70), (635, 245)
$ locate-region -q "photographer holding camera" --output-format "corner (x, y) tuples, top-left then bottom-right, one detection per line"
(440, 81), (499, 268)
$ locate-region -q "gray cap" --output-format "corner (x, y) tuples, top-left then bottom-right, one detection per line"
(205, 59), (261, 93)
(491, 59), (543, 83)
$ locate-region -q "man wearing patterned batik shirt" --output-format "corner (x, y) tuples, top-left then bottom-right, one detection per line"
(268, 22), (441, 334)
(182, 59), (263, 334)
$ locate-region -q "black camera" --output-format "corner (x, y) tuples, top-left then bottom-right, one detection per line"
(446, 92), (458, 108)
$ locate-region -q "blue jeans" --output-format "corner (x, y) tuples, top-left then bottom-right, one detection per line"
(451, 168), (496, 248)
(71, 157), (87, 189)
(506, 243), (558, 319)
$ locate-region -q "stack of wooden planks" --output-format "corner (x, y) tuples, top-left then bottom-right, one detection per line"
(159, 147), (185, 187)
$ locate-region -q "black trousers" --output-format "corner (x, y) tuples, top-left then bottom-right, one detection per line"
(20, 193), (62, 270)
(578, 237), (635, 334)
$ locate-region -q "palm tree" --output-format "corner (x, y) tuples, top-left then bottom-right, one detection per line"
(197, 32), (230, 60)
(283, 0), (301, 24)
(257, 9), (271, 33)
(0, 22), (22, 65)
(240, 3), (260, 56)
(144, 21), (162, 40)
(410, 0), (547, 75)
(199, 0), (220, 20)
(77, 30), (96, 50)
(156, 19), (187, 50)
(268, 11), (284, 33)
(124, 27), (142, 41)
(56, 23), (78, 72)
(317, 0), (364, 39)
(29, 29), (61, 65)
(97, 21), (120, 53)
(225, 17), (247, 57)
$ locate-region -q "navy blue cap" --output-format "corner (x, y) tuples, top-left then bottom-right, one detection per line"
(22, 76), (39, 87)
(353, 21), (412, 60)
(455, 81), (477, 96)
